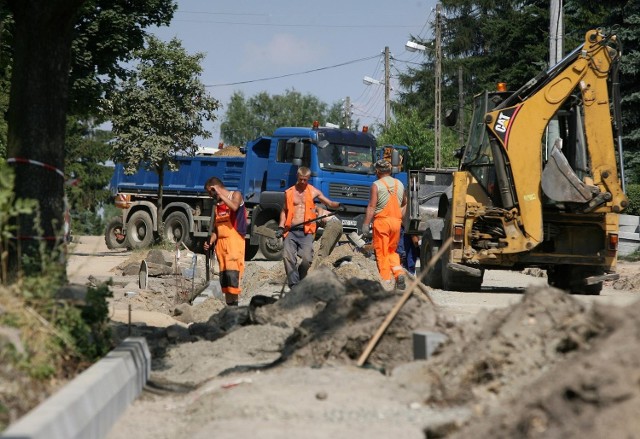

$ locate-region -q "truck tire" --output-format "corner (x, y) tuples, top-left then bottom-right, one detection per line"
(164, 211), (193, 250)
(258, 219), (284, 261)
(126, 210), (154, 249)
(104, 216), (127, 249)
(441, 211), (483, 292)
(245, 242), (260, 261)
(420, 229), (443, 289)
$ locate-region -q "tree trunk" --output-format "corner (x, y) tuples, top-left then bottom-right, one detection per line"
(6, 0), (85, 278)
(156, 163), (165, 242)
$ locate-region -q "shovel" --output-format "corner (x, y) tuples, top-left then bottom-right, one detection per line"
(254, 212), (338, 239)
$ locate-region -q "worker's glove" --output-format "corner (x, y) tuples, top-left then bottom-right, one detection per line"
(338, 204), (347, 212)
(361, 223), (372, 239)
(274, 227), (285, 239)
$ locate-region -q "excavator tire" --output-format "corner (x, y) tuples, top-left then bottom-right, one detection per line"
(441, 211), (483, 292)
(420, 228), (443, 289)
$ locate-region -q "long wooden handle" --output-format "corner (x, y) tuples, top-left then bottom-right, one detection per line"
(356, 237), (452, 367)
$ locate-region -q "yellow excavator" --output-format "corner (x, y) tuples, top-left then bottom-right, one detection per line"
(420, 29), (628, 294)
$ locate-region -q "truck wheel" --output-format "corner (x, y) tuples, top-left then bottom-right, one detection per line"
(126, 210), (154, 249)
(164, 211), (193, 250)
(245, 242), (260, 261)
(420, 229), (443, 289)
(104, 216), (127, 249)
(441, 212), (483, 292)
(258, 219), (284, 261)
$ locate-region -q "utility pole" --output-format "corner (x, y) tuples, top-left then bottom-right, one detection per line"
(458, 65), (464, 148)
(344, 96), (351, 129)
(434, 4), (442, 169)
(384, 46), (391, 130)
(547, 0), (563, 159)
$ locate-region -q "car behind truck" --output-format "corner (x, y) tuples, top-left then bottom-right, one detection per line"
(106, 124), (412, 261)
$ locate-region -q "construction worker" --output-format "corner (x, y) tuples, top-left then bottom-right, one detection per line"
(203, 176), (247, 306)
(276, 166), (340, 289)
(362, 159), (407, 290)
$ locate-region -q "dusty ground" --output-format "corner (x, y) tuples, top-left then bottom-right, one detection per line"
(66, 237), (640, 438)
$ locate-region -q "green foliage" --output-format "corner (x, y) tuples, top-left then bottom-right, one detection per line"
(109, 36), (220, 175)
(220, 89), (345, 145)
(0, 160), (37, 283)
(65, 117), (114, 219)
(395, 0), (640, 181)
(377, 109), (459, 169)
(59, 283), (113, 360)
(71, 210), (106, 236)
(70, 0), (176, 119)
(625, 184), (640, 216)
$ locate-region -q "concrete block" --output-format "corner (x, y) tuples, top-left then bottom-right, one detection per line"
(1, 337), (150, 439)
(413, 330), (447, 360)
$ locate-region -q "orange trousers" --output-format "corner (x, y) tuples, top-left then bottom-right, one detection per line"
(215, 232), (245, 295)
(372, 216), (403, 281)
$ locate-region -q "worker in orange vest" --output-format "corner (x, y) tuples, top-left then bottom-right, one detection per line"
(276, 166), (340, 289)
(362, 159), (407, 290)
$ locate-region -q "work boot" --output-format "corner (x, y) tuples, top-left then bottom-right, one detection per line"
(396, 275), (406, 290)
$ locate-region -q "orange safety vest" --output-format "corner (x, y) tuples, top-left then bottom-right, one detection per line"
(284, 184), (318, 235)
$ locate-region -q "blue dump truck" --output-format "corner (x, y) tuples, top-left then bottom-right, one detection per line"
(106, 124), (413, 260)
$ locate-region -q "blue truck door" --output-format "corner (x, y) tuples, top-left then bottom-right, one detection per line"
(265, 138), (311, 191)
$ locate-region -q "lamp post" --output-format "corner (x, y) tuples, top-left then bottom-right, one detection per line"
(362, 46), (391, 129)
(406, 3), (442, 169)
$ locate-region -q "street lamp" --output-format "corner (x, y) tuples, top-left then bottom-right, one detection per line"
(362, 46), (391, 129)
(406, 34), (441, 169)
(362, 76), (382, 86)
(405, 41), (426, 52)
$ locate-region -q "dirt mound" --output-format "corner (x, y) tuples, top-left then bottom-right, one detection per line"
(213, 146), (245, 157)
(448, 297), (640, 439)
(253, 269), (438, 371)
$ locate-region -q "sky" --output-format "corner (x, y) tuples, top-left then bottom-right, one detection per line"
(149, 0), (438, 147)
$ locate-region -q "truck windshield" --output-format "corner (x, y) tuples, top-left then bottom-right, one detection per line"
(317, 143), (374, 174)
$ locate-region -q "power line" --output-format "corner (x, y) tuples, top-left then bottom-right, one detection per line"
(205, 54), (380, 87)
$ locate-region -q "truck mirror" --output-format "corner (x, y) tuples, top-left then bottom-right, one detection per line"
(391, 149), (400, 167)
(444, 109), (457, 127)
(294, 141), (304, 160)
(454, 147), (464, 159)
(292, 158), (302, 166)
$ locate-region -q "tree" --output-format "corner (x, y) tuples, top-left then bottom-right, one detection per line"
(109, 36), (219, 235)
(4, 0), (85, 277)
(395, 0), (640, 184)
(377, 109), (459, 169)
(220, 89), (343, 146)
(1, 0), (175, 278)
(64, 118), (113, 234)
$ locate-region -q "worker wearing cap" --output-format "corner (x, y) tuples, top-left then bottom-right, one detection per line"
(277, 166), (340, 289)
(362, 159), (407, 290)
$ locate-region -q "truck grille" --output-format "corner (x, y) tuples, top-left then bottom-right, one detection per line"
(328, 183), (370, 201)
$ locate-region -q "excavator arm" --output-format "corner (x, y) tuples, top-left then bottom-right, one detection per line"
(481, 29), (626, 253)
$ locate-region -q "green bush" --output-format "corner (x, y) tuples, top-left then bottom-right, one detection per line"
(625, 184), (640, 216)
